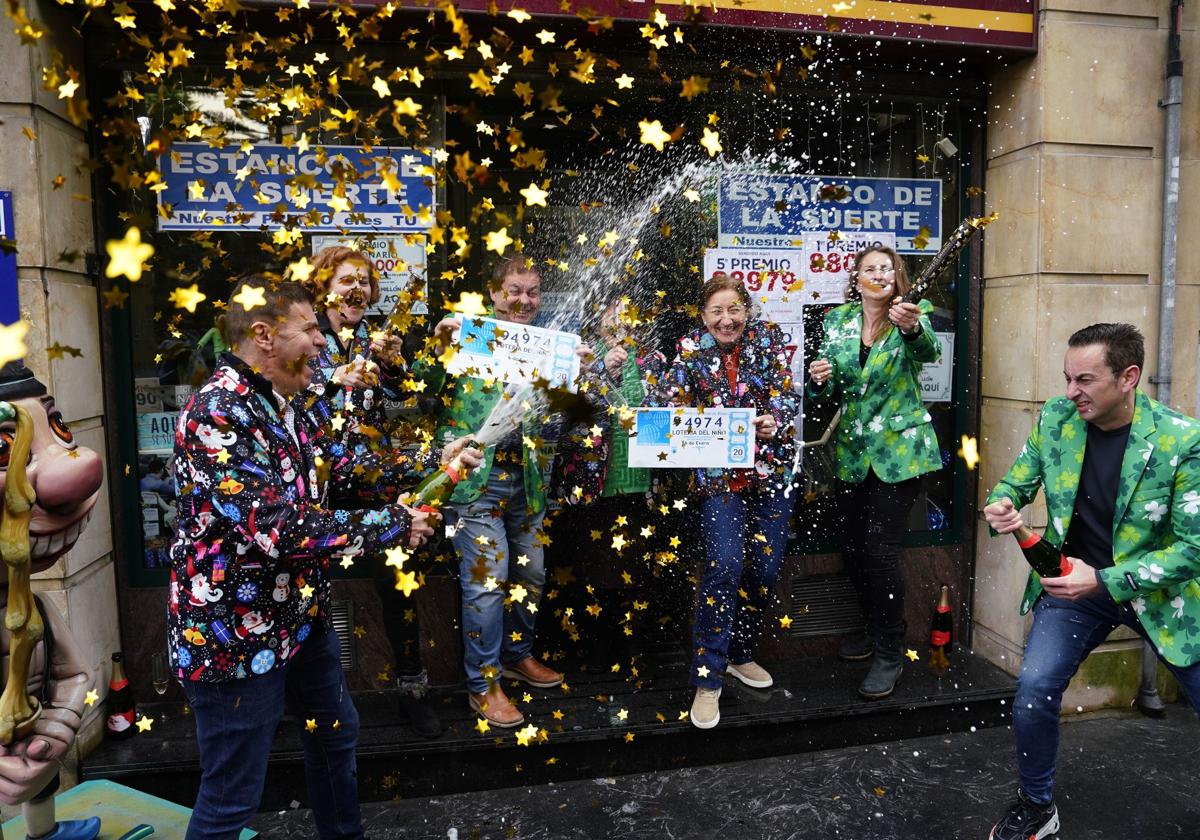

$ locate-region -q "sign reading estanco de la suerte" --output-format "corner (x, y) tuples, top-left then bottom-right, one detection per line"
(156, 143), (435, 233)
(717, 174), (942, 254)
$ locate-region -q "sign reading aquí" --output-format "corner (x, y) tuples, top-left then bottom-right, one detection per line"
(157, 143), (435, 232)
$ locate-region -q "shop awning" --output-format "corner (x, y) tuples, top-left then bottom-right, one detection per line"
(453, 0), (1037, 52)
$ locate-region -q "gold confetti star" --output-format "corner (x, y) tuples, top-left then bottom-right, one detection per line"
(958, 435), (980, 470)
(231, 284), (267, 311)
(84, 689), (99, 707)
(905, 649), (919, 661)
(638, 120), (673, 151)
(0, 321), (29, 368)
(136, 715), (154, 733)
(615, 74), (634, 89)
(384, 546), (409, 570)
(779, 615), (793, 629)
(305, 718), (318, 732)
(395, 570), (420, 596)
(475, 717), (491, 734)
(485, 227), (514, 255)
(696, 665), (709, 679)
(105, 227), (154, 282)
(520, 182), (549, 207)
(168, 284), (206, 313)
(515, 723), (539, 746)
(700, 127), (723, 157)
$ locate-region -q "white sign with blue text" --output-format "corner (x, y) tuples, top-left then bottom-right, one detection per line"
(717, 174), (941, 254)
(629, 407), (755, 469)
(448, 316), (581, 392)
(157, 143), (435, 232)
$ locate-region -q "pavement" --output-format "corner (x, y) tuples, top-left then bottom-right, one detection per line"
(249, 705), (1199, 839)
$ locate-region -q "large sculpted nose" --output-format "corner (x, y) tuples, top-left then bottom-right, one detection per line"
(33, 445), (104, 512)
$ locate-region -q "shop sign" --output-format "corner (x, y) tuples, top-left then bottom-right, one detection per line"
(311, 234), (429, 316)
(157, 143), (435, 233)
(702, 247), (805, 324)
(0, 191), (17, 325)
(136, 411), (178, 454)
(717, 174), (941, 254)
(801, 231), (897, 305)
(920, 332), (956, 403)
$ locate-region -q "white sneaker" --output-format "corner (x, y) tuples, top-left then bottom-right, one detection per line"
(690, 686), (721, 729)
(727, 660), (773, 689)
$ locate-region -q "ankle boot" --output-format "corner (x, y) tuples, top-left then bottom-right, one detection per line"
(838, 632), (874, 661)
(398, 670), (443, 738)
(858, 636), (903, 700)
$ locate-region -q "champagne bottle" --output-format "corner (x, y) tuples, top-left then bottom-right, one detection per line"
(106, 652), (136, 740)
(901, 212), (998, 305)
(1014, 524), (1073, 578)
(929, 584), (953, 673)
(407, 441), (480, 510)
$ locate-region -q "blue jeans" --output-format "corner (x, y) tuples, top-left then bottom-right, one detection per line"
(448, 469), (547, 694)
(692, 489), (794, 689)
(181, 628), (362, 840)
(1014, 592), (1200, 803)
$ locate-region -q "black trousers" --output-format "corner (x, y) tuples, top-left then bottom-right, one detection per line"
(835, 471), (921, 640)
(370, 553), (425, 677)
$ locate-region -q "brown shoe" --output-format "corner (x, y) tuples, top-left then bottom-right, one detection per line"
(501, 656), (563, 688)
(468, 686), (524, 728)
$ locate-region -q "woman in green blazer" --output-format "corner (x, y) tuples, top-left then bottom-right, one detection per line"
(807, 246), (942, 700)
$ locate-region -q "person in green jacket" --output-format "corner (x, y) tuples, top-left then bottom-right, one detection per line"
(982, 322), (1200, 840)
(807, 246), (942, 700)
(421, 256), (593, 728)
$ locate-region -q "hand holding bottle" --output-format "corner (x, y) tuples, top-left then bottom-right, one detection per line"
(604, 346), (628, 380)
(403, 505), (438, 548)
(1039, 557), (1101, 600)
(983, 498), (1024, 534)
(441, 436), (482, 474)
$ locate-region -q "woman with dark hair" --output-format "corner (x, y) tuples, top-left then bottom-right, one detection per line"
(654, 273), (798, 729)
(807, 246), (942, 700)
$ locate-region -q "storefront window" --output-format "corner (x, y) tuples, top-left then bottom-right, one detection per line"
(89, 20), (984, 583)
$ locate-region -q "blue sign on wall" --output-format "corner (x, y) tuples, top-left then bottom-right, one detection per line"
(717, 174), (942, 254)
(157, 143), (435, 233)
(0, 191), (18, 325)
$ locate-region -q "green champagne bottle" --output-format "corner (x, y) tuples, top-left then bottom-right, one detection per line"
(1013, 524), (1073, 578)
(406, 441), (480, 510)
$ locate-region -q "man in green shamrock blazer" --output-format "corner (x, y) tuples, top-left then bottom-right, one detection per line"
(416, 256), (578, 729)
(982, 323), (1200, 840)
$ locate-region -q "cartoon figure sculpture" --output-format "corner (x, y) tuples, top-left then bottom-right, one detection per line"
(0, 363), (103, 840)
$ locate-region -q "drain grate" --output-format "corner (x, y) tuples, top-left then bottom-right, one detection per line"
(787, 574), (865, 638)
(330, 599), (357, 671)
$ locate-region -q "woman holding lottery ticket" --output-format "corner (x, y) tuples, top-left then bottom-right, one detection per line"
(806, 246), (942, 701)
(652, 273), (799, 730)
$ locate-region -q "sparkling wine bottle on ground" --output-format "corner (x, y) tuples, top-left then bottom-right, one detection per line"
(1014, 524), (1073, 578)
(106, 652), (136, 740)
(929, 584), (953, 673)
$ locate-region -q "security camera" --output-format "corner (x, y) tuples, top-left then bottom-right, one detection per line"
(935, 137), (958, 158)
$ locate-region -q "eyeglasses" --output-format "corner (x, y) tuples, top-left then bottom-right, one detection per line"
(856, 265), (896, 276)
(705, 306), (747, 318)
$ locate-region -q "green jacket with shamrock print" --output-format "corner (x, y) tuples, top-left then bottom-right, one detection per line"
(987, 391), (1200, 667)
(806, 299), (943, 484)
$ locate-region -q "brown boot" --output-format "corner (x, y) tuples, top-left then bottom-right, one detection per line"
(501, 656), (564, 688)
(468, 685), (524, 728)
